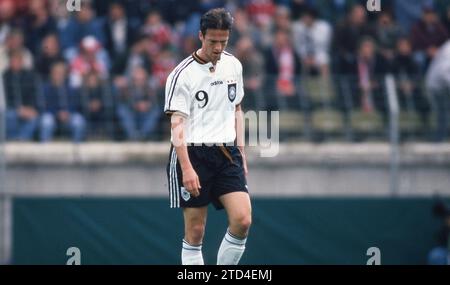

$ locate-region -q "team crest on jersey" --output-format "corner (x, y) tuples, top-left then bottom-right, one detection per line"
(228, 83), (237, 102)
(181, 187), (191, 201)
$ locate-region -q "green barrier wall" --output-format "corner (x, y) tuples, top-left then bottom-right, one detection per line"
(12, 197), (444, 265)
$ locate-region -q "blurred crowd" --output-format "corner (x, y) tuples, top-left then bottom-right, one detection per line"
(1, 0), (450, 142)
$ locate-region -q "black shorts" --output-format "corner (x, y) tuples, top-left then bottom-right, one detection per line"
(166, 144), (248, 210)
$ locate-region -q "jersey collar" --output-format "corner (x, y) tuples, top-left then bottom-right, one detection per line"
(192, 51), (208, 64)
(192, 51), (218, 72)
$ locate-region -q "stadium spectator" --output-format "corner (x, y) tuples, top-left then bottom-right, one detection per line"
(334, 4), (374, 74)
(374, 11), (404, 64)
(394, 0), (434, 34)
(34, 33), (65, 80)
(410, 6), (449, 72)
(227, 8), (259, 49)
(263, 29), (302, 111)
(49, 0), (72, 53)
(79, 71), (110, 139)
(150, 47), (177, 93)
(235, 36), (265, 110)
(425, 39), (450, 142)
(39, 61), (86, 142)
(140, 10), (173, 51)
(245, 0), (275, 49)
(0, 29), (34, 74)
(348, 37), (388, 114)
(392, 37), (430, 126)
(3, 50), (39, 141)
(124, 35), (152, 77)
(69, 35), (110, 88)
(273, 5), (291, 32)
(24, 0), (57, 55)
(116, 66), (161, 140)
(60, 0), (105, 53)
(246, 0), (276, 28)
(0, 0), (28, 16)
(292, 6), (332, 77)
(103, 1), (139, 75)
(0, 0), (15, 45)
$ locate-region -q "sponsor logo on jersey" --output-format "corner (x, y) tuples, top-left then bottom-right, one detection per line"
(210, 80), (223, 86)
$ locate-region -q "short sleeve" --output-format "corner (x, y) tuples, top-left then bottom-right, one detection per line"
(235, 59), (244, 106)
(164, 72), (191, 117)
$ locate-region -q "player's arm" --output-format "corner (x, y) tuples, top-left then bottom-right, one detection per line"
(171, 112), (201, 197)
(235, 104), (248, 176)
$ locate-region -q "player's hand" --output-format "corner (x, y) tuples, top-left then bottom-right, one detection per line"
(182, 167), (201, 197)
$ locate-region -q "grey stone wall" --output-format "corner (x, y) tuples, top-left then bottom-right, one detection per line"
(3, 142), (450, 197)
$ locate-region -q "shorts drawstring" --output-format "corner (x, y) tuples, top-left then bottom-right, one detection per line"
(219, 145), (235, 164)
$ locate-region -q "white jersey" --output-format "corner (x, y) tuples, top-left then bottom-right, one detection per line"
(164, 51), (244, 143)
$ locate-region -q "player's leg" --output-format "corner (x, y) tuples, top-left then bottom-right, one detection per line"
(217, 191), (252, 265)
(182, 206), (208, 265)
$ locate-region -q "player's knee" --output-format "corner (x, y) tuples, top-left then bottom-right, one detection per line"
(240, 215), (252, 231)
(233, 214), (252, 232)
(186, 223), (206, 244)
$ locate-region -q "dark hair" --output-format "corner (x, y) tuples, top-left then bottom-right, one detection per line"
(200, 8), (233, 36)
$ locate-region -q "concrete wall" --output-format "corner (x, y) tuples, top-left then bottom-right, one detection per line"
(3, 142), (450, 197)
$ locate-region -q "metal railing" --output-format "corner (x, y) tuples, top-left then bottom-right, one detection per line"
(385, 74), (400, 196)
(1, 74), (442, 143)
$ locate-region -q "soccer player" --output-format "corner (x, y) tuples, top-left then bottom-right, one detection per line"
(164, 8), (251, 265)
